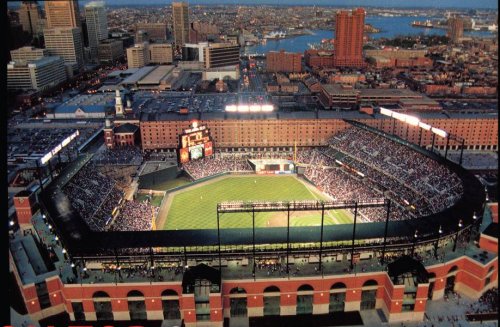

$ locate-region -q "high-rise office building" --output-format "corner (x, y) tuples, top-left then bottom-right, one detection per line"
(149, 43), (173, 64)
(44, 27), (84, 75)
(45, 0), (81, 29)
(10, 46), (49, 62)
(334, 8), (365, 67)
(126, 42), (173, 68)
(7, 56), (67, 91)
(203, 43), (240, 69)
(18, 1), (42, 35)
(84, 1), (108, 61)
(448, 16), (464, 43)
(126, 43), (150, 68)
(98, 39), (124, 63)
(172, 2), (190, 46)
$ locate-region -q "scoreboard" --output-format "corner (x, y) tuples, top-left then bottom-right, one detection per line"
(178, 121), (213, 164)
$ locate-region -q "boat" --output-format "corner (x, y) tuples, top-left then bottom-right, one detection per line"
(264, 31), (287, 39)
(411, 20), (434, 28)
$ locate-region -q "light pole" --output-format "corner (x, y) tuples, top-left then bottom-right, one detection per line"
(469, 212), (478, 244)
(452, 219), (463, 252)
(434, 225), (442, 260)
(411, 229), (418, 257)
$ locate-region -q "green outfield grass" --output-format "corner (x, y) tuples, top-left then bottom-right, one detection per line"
(162, 176), (353, 230)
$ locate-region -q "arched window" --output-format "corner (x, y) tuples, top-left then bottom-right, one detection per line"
(127, 290), (144, 297)
(331, 282), (347, 290)
(128, 290), (146, 320)
(448, 266), (458, 275)
(161, 290), (180, 320)
(229, 287), (247, 317)
(92, 291), (113, 321)
(263, 286), (280, 316)
(427, 272), (436, 300)
(230, 287), (247, 294)
(297, 284), (314, 292)
(264, 286), (280, 293)
(297, 284), (313, 315)
(363, 279), (378, 287)
(92, 291), (110, 298)
(361, 280), (378, 310)
(161, 289), (178, 297)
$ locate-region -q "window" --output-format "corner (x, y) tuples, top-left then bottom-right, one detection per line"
(72, 302), (85, 321)
(35, 282), (51, 310)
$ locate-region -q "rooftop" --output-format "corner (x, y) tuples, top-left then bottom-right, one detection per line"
(137, 65), (175, 85)
(114, 123), (139, 134)
(121, 66), (157, 85)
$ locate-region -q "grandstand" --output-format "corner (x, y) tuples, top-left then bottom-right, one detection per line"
(26, 120), (494, 326)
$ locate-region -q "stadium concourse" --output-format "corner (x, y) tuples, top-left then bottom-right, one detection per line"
(11, 122), (497, 327)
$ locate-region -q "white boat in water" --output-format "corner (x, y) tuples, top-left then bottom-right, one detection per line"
(264, 31), (287, 39)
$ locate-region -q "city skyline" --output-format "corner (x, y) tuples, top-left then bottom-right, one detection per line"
(7, 0), (499, 9)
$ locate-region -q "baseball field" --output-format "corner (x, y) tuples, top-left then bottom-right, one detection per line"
(159, 175), (353, 230)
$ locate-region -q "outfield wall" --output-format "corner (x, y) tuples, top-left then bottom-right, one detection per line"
(139, 165), (180, 189)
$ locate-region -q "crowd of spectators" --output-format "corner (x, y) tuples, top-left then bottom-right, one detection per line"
(94, 146), (143, 165)
(143, 150), (177, 161)
(183, 156), (252, 180)
(109, 200), (159, 232)
(297, 148), (406, 222)
(327, 127), (463, 217)
(295, 126), (464, 222)
(63, 163), (123, 231)
(467, 288), (499, 315)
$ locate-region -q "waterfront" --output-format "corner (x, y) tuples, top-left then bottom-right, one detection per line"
(244, 15), (496, 54)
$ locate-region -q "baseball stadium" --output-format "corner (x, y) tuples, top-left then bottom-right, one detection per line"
(11, 115), (497, 327)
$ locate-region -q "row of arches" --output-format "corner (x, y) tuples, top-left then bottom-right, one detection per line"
(90, 289), (180, 321)
(229, 280), (379, 317)
(233, 280), (377, 294)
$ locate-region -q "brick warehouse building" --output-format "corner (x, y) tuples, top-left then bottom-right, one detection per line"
(139, 111), (498, 151)
(266, 50), (302, 73)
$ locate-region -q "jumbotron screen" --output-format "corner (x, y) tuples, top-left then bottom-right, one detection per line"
(178, 122), (213, 164)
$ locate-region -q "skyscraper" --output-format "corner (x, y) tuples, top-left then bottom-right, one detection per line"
(45, 0), (81, 29)
(172, 2), (190, 46)
(44, 27), (84, 75)
(84, 1), (108, 62)
(448, 16), (464, 43)
(18, 1), (42, 36)
(126, 43), (150, 68)
(334, 8), (365, 67)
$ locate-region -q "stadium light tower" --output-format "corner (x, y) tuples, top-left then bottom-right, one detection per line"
(434, 225), (443, 259)
(469, 211), (479, 244)
(453, 219), (463, 252)
(350, 202), (358, 270)
(411, 229), (418, 257)
(380, 199), (392, 265)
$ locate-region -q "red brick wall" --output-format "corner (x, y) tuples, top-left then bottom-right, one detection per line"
(14, 195), (35, 225)
(140, 116), (498, 151)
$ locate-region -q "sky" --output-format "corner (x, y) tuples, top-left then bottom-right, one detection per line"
(8, 0), (498, 9)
